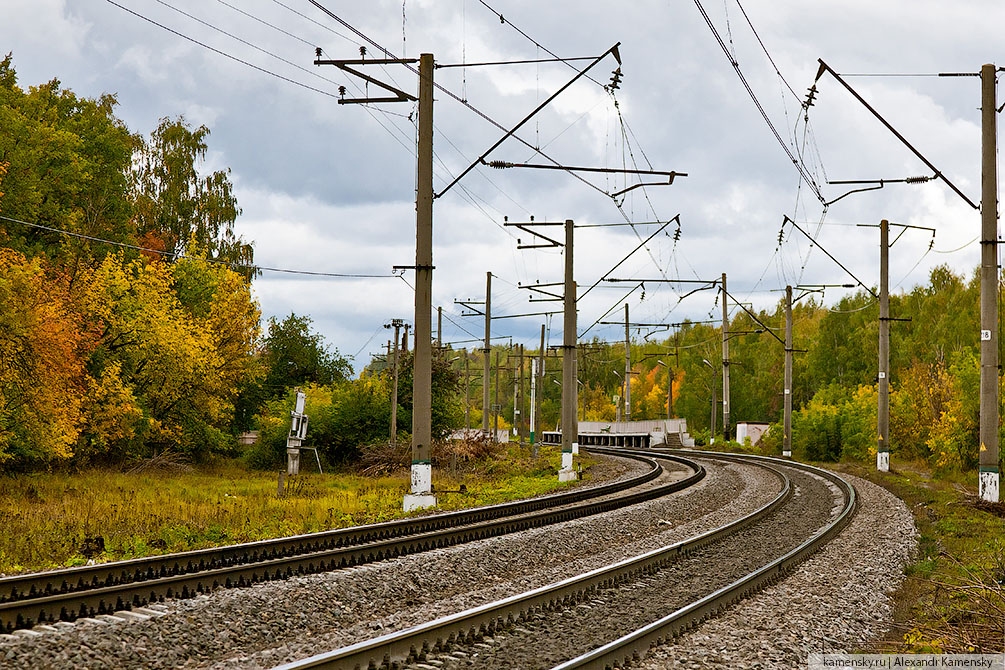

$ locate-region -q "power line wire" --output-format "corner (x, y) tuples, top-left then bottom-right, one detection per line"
(0, 215), (398, 279)
(105, 0), (341, 100)
(305, 0), (610, 199)
(475, 0), (606, 89)
(691, 0), (825, 203)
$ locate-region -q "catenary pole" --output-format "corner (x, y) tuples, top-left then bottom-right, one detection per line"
(405, 53), (435, 510)
(530, 358), (538, 449)
(560, 219), (578, 480)
(979, 63), (1000, 502)
(519, 344), (526, 445)
(464, 354), (471, 430)
(482, 271), (492, 440)
(784, 286), (793, 458)
(494, 349), (501, 440)
(624, 303), (632, 421)
(389, 320), (402, 445)
(878, 219), (891, 472)
(535, 324), (545, 457)
(721, 272), (730, 442)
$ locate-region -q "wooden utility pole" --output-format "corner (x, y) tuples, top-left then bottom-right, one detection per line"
(878, 219), (891, 472)
(721, 273), (730, 442)
(624, 303), (632, 421)
(783, 286), (793, 458)
(482, 272), (492, 440)
(979, 63), (999, 502)
(560, 219), (578, 480)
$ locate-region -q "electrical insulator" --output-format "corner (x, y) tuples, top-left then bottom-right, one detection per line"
(905, 176), (931, 184)
(315, 47), (322, 59)
(609, 68), (623, 90)
(338, 86), (346, 98)
(803, 85), (818, 109)
(359, 46), (366, 58)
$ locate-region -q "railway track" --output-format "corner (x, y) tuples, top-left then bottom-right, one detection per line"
(274, 450), (855, 670)
(1, 449), (703, 634)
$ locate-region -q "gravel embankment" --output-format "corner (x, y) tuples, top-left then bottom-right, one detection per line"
(423, 467), (839, 669)
(637, 472), (917, 670)
(1, 454), (778, 669)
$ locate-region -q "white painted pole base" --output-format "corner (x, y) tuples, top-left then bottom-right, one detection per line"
(571, 442), (579, 455)
(979, 471), (1000, 503)
(877, 451), (889, 472)
(558, 451), (577, 481)
(403, 462), (436, 511)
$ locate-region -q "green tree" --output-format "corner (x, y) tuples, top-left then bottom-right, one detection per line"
(0, 54), (136, 269)
(394, 348), (464, 439)
(130, 116), (253, 270)
(262, 313), (351, 394)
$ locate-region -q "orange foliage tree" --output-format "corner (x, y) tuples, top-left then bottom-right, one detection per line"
(0, 249), (92, 464)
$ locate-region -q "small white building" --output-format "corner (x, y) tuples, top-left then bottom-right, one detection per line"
(736, 422), (770, 445)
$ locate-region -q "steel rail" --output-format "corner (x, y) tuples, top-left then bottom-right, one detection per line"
(1, 451), (703, 632)
(273, 451), (791, 670)
(0, 452), (661, 605)
(552, 449), (857, 670)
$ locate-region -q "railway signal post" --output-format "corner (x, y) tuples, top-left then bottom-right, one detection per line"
(286, 389), (308, 476)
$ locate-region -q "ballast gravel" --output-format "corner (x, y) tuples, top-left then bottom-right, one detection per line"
(637, 472), (917, 670)
(1, 454), (769, 669)
(0, 458), (915, 670)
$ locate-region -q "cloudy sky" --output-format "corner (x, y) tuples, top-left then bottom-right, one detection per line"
(3, 0), (1002, 371)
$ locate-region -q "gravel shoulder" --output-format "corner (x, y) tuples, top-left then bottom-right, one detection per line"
(637, 471), (917, 670)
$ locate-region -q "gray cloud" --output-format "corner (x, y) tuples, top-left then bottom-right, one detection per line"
(2, 0), (1001, 367)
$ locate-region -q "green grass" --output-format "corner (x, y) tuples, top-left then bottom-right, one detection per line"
(828, 460), (1005, 653)
(0, 444), (593, 575)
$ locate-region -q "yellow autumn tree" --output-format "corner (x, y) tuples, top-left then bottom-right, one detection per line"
(0, 249), (90, 463)
(84, 253), (225, 456)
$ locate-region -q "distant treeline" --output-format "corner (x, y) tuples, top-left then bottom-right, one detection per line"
(444, 263), (990, 471)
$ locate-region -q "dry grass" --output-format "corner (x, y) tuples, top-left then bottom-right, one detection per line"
(831, 461), (1005, 654)
(0, 443), (577, 575)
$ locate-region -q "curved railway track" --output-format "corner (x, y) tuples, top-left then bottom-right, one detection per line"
(1, 449), (703, 634)
(274, 450), (855, 670)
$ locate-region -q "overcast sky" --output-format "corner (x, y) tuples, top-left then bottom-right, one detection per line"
(3, 0), (1002, 371)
